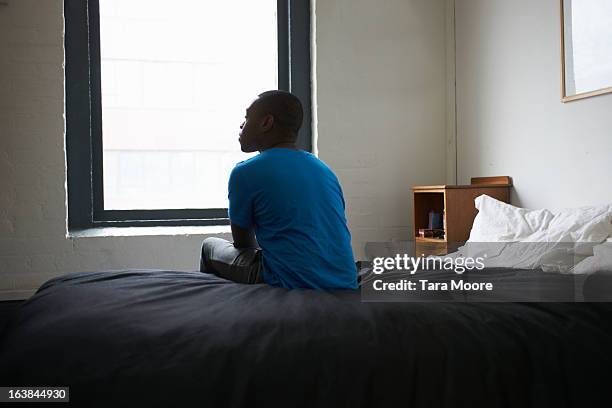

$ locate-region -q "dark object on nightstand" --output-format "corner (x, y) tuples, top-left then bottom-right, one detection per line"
(428, 210), (444, 229)
(419, 228), (444, 239)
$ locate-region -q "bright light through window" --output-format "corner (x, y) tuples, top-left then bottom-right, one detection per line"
(99, 0), (278, 210)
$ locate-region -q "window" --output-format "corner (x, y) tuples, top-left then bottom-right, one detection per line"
(65, 0), (311, 228)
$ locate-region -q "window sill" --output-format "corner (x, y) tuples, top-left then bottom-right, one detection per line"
(68, 225), (232, 239)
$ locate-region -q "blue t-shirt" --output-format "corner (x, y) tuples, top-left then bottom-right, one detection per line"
(228, 148), (357, 290)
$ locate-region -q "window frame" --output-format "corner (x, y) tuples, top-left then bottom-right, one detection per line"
(65, 0), (312, 228)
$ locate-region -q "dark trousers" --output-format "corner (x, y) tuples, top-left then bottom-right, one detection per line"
(199, 237), (264, 284)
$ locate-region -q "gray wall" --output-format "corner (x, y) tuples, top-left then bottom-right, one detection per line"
(455, 0), (612, 208)
(315, 0), (448, 255)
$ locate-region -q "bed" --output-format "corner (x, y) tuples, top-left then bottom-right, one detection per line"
(2, 268), (612, 407)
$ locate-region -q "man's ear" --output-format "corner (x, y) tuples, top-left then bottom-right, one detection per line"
(261, 114), (274, 132)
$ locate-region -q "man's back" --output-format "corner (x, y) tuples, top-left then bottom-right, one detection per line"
(228, 148), (357, 289)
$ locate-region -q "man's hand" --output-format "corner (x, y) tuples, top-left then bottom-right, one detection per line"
(231, 223), (258, 249)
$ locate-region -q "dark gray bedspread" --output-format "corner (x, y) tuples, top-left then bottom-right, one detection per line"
(1, 269), (612, 407)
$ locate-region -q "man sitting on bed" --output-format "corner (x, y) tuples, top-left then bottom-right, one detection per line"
(200, 90), (357, 290)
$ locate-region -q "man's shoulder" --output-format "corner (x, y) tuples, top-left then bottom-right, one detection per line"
(232, 154), (262, 174)
(229, 154), (273, 187)
(233, 150), (300, 172)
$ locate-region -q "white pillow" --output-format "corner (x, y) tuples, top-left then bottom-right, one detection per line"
(467, 195), (554, 242)
(468, 195), (612, 244)
(573, 242), (612, 274)
(546, 204), (612, 242)
(594, 243), (612, 258)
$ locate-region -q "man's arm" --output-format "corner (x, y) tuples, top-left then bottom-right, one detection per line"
(231, 223), (258, 249)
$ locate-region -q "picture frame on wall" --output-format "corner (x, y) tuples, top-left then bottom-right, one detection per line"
(560, 0), (612, 102)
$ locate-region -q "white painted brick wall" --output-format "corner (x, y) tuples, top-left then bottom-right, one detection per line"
(0, 0), (449, 299)
(315, 0), (448, 257)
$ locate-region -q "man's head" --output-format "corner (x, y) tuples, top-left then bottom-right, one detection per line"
(238, 90), (304, 152)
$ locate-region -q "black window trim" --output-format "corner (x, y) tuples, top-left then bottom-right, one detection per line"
(65, 0), (312, 229)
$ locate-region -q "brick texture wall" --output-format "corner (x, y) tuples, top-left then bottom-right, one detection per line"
(0, 0), (449, 299)
(315, 0), (448, 257)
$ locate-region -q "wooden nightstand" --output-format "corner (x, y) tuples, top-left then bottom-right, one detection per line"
(412, 176), (512, 256)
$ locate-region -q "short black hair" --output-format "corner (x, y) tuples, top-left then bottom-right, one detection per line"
(256, 90), (304, 134)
